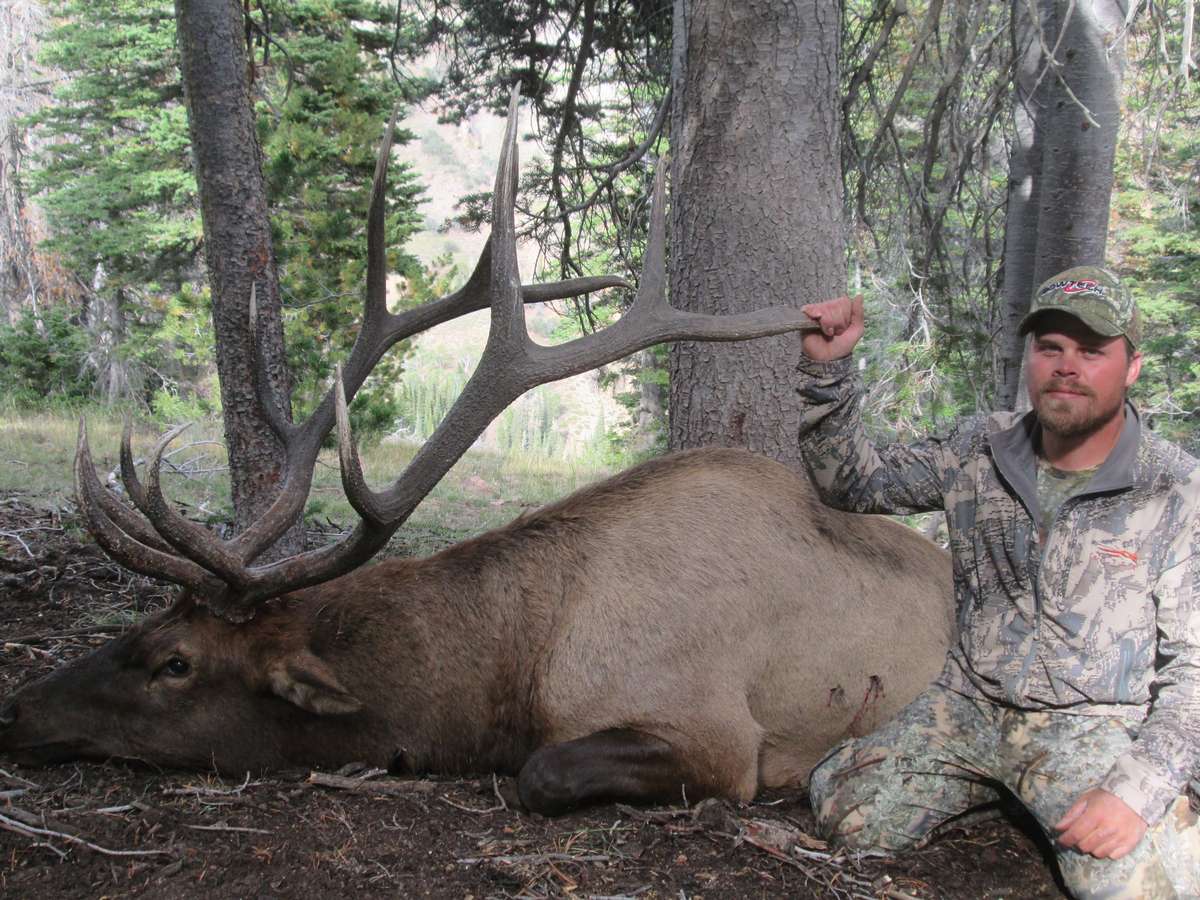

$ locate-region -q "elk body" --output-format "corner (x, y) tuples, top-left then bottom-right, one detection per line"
(0, 92), (954, 814)
(0, 448), (952, 813)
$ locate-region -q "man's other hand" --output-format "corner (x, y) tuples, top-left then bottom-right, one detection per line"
(801, 295), (864, 362)
(1055, 788), (1148, 860)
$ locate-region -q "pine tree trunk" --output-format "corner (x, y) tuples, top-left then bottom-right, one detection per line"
(174, 0), (302, 556)
(997, 0), (1127, 410)
(667, 0), (844, 467)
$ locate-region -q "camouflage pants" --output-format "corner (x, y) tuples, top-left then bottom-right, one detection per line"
(809, 685), (1200, 900)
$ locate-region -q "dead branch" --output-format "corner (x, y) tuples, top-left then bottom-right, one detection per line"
(458, 851), (612, 866)
(0, 810), (173, 858)
(184, 822), (272, 835)
(161, 773), (260, 798)
(0, 769), (41, 790)
(306, 771), (437, 796)
(0, 530), (35, 558)
(2, 624), (124, 645)
(439, 794), (506, 814)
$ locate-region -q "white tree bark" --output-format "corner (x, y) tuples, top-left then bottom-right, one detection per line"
(997, 0), (1128, 410)
(0, 0), (52, 326)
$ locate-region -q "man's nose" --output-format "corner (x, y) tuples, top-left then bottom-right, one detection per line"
(1053, 351), (1081, 376)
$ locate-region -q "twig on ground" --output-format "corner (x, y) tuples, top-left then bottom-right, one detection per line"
(3, 642), (57, 659)
(439, 795), (506, 814)
(306, 771), (437, 796)
(458, 851), (612, 866)
(162, 773), (260, 798)
(0, 530), (35, 558)
(0, 806), (57, 829)
(491, 773), (509, 811)
(614, 803), (692, 822)
(0, 769), (41, 790)
(0, 811), (172, 858)
(184, 822), (272, 835)
(92, 804), (146, 815)
(3, 625), (125, 645)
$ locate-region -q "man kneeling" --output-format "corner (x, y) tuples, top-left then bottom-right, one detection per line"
(796, 268), (1199, 899)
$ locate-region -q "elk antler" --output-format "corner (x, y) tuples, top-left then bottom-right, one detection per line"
(76, 86), (821, 620)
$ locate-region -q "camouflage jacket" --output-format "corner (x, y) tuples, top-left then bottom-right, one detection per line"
(795, 355), (1200, 826)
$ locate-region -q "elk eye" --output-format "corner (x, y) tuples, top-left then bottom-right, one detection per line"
(163, 657), (191, 677)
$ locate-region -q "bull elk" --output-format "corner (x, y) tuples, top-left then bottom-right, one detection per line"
(0, 91), (954, 814)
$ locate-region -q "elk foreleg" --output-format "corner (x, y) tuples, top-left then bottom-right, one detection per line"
(517, 727), (726, 816)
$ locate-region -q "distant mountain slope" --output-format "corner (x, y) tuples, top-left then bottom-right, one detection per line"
(393, 104), (625, 457)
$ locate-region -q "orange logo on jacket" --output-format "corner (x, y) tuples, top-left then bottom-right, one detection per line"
(1095, 546), (1139, 569)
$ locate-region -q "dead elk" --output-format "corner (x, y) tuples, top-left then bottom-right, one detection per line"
(0, 92), (954, 814)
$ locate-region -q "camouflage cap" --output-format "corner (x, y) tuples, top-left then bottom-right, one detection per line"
(1019, 266), (1140, 347)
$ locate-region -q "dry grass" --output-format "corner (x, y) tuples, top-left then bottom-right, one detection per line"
(0, 407), (616, 545)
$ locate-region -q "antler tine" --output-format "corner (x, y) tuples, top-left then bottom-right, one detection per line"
(90, 418), (180, 555)
(333, 365), (387, 526)
(365, 106), (401, 327)
(75, 419), (225, 595)
(135, 423), (251, 586)
(485, 84), (527, 346)
(247, 283), (295, 443)
(526, 158), (823, 383)
(118, 419), (150, 510)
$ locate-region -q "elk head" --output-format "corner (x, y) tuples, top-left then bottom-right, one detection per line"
(0, 595), (372, 771)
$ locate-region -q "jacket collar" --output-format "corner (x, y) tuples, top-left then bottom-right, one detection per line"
(989, 401), (1142, 510)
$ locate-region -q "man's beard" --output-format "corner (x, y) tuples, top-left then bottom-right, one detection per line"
(1034, 380), (1124, 439)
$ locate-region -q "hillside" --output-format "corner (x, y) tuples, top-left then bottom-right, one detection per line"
(394, 101), (626, 458)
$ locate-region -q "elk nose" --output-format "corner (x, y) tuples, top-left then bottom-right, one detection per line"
(0, 699), (16, 727)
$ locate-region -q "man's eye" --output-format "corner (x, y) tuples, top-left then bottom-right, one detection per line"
(163, 657), (191, 677)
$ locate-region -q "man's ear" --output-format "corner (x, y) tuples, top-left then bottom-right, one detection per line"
(1126, 350), (1143, 389)
(266, 651), (362, 715)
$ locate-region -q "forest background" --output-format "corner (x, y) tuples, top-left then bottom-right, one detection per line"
(0, 0), (1197, 529)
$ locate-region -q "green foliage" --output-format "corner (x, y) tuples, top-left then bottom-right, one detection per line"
(1110, 8), (1200, 451)
(24, 0), (430, 440)
(495, 387), (564, 457)
(255, 0), (428, 441)
(25, 0), (200, 403)
(841, 0), (1011, 431)
(149, 387), (213, 424)
(398, 367), (472, 440)
(0, 308), (95, 405)
(420, 0), (670, 440)
(29, 0), (198, 292)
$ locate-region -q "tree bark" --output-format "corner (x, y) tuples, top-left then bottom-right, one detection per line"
(667, 0), (844, 467)
(997, 0), (1128, 410)
(174, 0), (300, 555)
(0, 0), (50, 326)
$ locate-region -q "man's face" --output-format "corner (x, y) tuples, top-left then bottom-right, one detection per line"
(1026, 312), (1142, 440)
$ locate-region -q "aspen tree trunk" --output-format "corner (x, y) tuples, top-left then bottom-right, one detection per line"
(0, 0), (50, 326)
(997, 0), (1128, 410)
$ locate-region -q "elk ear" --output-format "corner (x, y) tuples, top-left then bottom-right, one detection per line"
(266, 652), (362, 716)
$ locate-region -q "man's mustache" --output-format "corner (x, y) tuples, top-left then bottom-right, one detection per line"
(1040, 380), (1093, 398)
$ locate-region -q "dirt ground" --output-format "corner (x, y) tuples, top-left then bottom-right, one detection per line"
(0, 494), (1067, 899)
